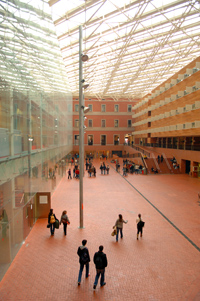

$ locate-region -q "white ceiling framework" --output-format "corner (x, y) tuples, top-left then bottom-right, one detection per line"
(49, 0), (200, 100)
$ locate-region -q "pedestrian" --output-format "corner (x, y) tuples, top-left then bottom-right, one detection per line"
(60, 210), (70, 236)
(93, 245), (108, 290)
(75, 168), (80, 179)
(68, 168), (72, 179)
(48, 209), (58, 236)
(93, 166), (96, 177)
(136, 213), (145, 240)
(113, 214), (128, 242)
(106, 165), (110, 175)
(77, 239), (90, 286)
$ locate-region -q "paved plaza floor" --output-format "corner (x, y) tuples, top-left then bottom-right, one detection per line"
(0, 158), (200, 301)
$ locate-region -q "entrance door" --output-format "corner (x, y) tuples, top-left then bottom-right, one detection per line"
(185, 160), (190, 174)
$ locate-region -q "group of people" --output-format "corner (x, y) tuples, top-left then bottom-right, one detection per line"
(47, 211), (145, 289)
(100, 162), (110, 175)
(47, 209), (70, 236)
(88, 165), (96, 177)
(157, 154), (164, 164)
(171, 156), (179, 169)
(67, 166), (80, 179)
(112, 214), (144, 242)
(77, 240), (108, 290)
(151, 167), (158, 174)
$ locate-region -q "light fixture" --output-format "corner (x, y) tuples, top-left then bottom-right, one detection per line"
(28, 135), (34, 142)
(82, 106), (90, 114)
(82, 83), (89, 89)
(83, 125), (87, 129)
(81, 54), (89, 62)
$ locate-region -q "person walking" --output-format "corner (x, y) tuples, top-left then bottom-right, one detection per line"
(106, 165), (110, 175)
(113, 214), (128, 242)
(48, 209), (58, 236)
(68, 168), (72, 179)
(77, 240), (90, 286)
(93, 245), (108, 290)
(60, 210), (70, 236)
(136, 213), (145, 240)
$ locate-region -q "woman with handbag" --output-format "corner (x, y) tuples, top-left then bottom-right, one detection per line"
(48, 209), (58, 236)
(60, 210), (70, 236)
(113, 214), (128, 242)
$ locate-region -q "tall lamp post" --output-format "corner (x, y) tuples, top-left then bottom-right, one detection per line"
(79, 25), (89, 228)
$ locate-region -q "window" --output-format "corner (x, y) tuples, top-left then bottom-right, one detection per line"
(114, 104), (119, 112)
(88, 135), (93, 145)
(101, 135), (106, 145)
(88, 119), (92, 127)
(74, 135), (79, 145)
(128, 120), (132, 127)
(75, 104), (79, 112)
(101, 104), (106, 112)
(114, 135), (119, 145)
(75, 119), (79, 128)
(101, 119), (106, 127)
(114, 120), (119, 127)
(88, 104), (92, 112)
(128, 105), (132, 112)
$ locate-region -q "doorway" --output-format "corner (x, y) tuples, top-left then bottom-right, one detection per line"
(185, 160), (190, 174)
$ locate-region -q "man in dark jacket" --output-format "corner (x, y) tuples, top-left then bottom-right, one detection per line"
(77, 239), (90, 286)
(93, 245), (108, 289)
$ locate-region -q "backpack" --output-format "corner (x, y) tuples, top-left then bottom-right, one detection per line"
(80, 248), (89, 264)
(137, 220), (145, 228)
(50, 215), (55, 224)
(95, 254), (103, 268)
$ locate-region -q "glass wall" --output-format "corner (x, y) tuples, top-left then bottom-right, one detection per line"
(0, 0), (72, 280)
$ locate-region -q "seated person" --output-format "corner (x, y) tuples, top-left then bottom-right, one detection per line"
(154, 168), (158, 174)
(151, 167), (154, 173)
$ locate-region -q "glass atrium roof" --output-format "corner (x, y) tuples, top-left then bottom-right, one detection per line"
(49, 0), (200, 100)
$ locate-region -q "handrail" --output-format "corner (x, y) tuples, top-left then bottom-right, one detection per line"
(152, 153), (160, 170)
(132, 145), (151, 157)
(162, 153), (172, 172)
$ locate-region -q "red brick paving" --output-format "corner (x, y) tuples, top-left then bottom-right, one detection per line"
(0, 158), (200, 300)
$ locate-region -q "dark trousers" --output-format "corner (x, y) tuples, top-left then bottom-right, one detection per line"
(94, 269), (105, 286)
(50, 223), (55, 235)
(63, 223), (67, 235)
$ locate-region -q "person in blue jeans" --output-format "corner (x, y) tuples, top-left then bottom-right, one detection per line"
(48, 209), (58, 236)
(113, 214), (128, 242)
(93, 245), (108, 290)
(77, 240), (90, 285)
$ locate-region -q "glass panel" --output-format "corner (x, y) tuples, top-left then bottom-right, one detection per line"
(102, 120), (106, 127)
(101, 104), (106, 112)
(0, 0), (72, 280)
(114, 120), (119, 127)
(88, 135), (93, 145)
(114, 135), (119, 145)
(101, 135), (106, 145)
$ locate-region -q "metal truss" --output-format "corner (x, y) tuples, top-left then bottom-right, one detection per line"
(50, 0), (200, 100)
